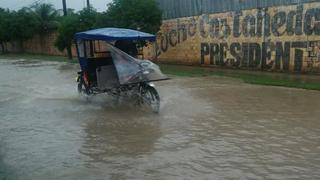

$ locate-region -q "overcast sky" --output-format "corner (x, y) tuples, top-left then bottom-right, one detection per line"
(0, 0), (112, 12)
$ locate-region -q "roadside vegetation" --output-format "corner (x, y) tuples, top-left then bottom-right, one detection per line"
(0, 53), (71, 63)
(161, 65), (320, 91)
(0, 0), (162, 59)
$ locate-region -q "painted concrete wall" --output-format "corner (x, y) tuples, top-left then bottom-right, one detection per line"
(5, 32), (77, 57)
(156, 2), (320, 72)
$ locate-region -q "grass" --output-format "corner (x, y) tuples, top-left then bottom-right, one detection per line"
(160, 64), (320, 91)
(1, 53), (320, 91)
(0, 53), (76, 63)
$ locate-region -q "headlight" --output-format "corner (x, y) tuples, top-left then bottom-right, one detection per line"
(143, 70), (150, 75)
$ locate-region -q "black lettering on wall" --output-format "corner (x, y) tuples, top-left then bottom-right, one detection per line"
(177, 19), (187, 43)
(243, 15), (256, 37)
(201, 43), (210, 64)
(315, 9), (320, 35)
(230, 43), (242, 66)
(242, 43), (249, 67)
(287, 10), (296, 36)
(296, 5), (303, 35)
(249, 43), (261, 67)
(294, 49), (303, 72)
(264, 10), (271, 37)
(158, 3), (320, 73)
(233, 11), (242, 38)
(275, 42), (290, 70)
(200, 15), (209, 38)
(221, 19), (231, 38)
(304, 8), (320, 35)
(292, 41), (307, 71)
(272, 12), (286, 36)
(188, 18), (197, 37)
(256, 9), (264, 37)
(160, 33), (169, 52)
(261, 42), (275, 69)
(209, 19), (220, 38)
(304, 9), (313, 35)
(210, 43), (220, 65)
(286, 5), (303, 36)
(219, 43), (228, 65)
(169, 30), (178, 47)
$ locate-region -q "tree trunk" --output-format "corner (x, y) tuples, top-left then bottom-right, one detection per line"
(18, 40), (24, 53)
(67, 46), (72, 60)
(4, 43), (8, 53)
(0, 42), (4, 54)
(40, 34), (45, 55)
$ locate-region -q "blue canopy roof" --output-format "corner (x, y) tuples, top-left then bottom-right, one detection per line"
(75, 28), (156, 41)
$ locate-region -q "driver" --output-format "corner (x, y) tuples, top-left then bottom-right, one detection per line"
(114, 40), (138, 57)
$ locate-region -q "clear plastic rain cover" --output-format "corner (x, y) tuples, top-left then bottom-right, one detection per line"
(107, 44), (168, 85)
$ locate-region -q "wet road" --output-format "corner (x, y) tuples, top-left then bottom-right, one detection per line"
(0, 59), (320, 180)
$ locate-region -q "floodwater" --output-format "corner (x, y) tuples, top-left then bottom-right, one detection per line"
(0, 59), (320, 180)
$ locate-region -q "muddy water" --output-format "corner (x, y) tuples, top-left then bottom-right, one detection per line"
(0, 59), (320, 180)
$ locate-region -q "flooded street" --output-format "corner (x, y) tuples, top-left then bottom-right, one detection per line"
(1, 59), (320, 180)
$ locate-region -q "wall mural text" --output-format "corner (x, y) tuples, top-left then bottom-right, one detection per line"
(156, 3), (320, 72)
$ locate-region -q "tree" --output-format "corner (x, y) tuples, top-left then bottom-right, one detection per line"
(7, 8), (38, 52)
(29, 3), (59, 54)
(54, 8), (98, 59)
(0, 8), (11, 53)
(102, 0), (162, 34)
(94, 11), (113, 28)
(78, 7), (98, 30)
(0, 4), (59, 54)
(31, 3), (59, 34)
(54, 14), (79, 59)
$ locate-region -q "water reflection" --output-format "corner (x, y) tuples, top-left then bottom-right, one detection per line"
(80, 107), (161, 162)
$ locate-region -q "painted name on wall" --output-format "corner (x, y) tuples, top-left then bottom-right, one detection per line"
(156, 3), (320, 72)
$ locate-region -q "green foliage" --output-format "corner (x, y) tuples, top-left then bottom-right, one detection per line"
(160, 64), (320, 91)
(94, 12), (113, 28)
(78, 8), (98, 30)
(54, 14), (79, 52)
(0, 8), (11, 43)
(0, 8), (12, 53)
(102, 0), (162, 33)
(0, 0), (162, 55)
(31, 3), (59, 34)
(54, 8), (98, 53)
(7, 8), (39, 42)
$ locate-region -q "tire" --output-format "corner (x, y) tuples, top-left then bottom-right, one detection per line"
(112, 90), (122, 105)
(77, 81), (84, 94)
(141, 85), (160, 113)
(77, 77), (91, 96)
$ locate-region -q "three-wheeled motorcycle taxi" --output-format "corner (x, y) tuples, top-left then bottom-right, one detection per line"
(74, 28), (168, 113)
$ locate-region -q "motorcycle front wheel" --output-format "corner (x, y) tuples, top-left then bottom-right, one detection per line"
(141, 85), (160, 113)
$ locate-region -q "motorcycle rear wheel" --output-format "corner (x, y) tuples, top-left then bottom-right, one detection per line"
(77, 78), (91, 96)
